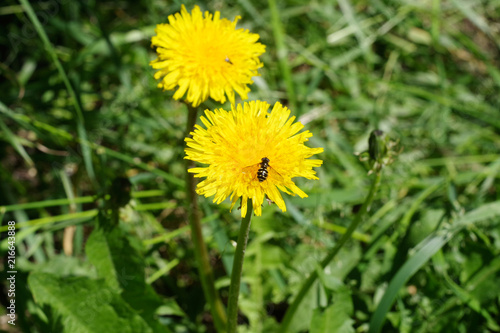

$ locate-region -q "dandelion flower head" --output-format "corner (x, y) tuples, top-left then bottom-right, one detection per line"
(150, 5), (266, 107)
(185, 101), (324, 217)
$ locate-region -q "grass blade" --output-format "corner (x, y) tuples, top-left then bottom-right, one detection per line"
(18, 0), (96, 185)
(0, 101), (184, 187)
(368, 201), (500, 333)
(0, 117), (33, 167)
(268, 0), (296, 109)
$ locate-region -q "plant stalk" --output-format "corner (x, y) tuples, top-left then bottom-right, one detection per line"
(185, 105), (227, 332)
(279, 171), (382, 332)
(227, 199), (253, 333)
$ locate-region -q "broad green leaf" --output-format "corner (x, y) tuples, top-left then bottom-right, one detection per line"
(28, 272), (152, 333)
(85, 225), (144, 291)
(310, 300), (355, 333)
(85, 223), (169, 332)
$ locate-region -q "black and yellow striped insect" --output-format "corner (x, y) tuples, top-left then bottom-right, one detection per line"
(243, 157), (284, 183)
(257, 157), (270, 182)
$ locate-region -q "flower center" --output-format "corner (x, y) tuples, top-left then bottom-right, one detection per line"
(187, 29), (232, 75)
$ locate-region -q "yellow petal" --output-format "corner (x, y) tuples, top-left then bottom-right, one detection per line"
(150, 5), (266, 107)
(185, 101), (323, 217)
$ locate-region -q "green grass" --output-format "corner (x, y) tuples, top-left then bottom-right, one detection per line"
(1, 0), (500, 332)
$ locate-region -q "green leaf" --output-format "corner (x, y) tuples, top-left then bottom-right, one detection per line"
(287, 281), (320, 333)
(312, 272), (355, 333)
(28, 272), (152, 333)
(86, 226), (132, 291)
(310, 300), (355, 333)
(85, 222), (170, 332)
(31, 255), (96, 278)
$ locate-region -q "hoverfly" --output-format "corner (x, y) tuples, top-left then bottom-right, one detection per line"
(257, 157), (270, 182)
(242, 157), (284, 183)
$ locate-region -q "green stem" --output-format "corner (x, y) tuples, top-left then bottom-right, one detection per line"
(185, 105), (227, 332)
(227, 199), (253, 333)
(279, 171), (382, 332)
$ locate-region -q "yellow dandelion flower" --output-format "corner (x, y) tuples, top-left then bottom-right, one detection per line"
(150, 5), (266, 107)
(185, 101), (324, 217)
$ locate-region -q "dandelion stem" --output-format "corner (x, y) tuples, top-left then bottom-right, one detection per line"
(227, 199), (253, 333)
(279, 171), (383, 332)
(185, 105), (227, 332)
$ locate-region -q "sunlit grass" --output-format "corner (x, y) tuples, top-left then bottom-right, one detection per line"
(1, 0), (500, 332)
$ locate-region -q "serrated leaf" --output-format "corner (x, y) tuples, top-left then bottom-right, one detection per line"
(36, 255), (96, 278)
(28, 272), (152, 333)
(86, 226), (145, 291)
(288, 280), (320, 333)
(310, 302), (355, 333)
(85, 224), (170, 332)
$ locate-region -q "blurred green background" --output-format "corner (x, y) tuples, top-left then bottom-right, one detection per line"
(1, 0), (500, 332)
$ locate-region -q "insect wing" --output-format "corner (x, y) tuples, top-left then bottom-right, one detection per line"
(241, 162), (260, 181)
(267, 164), (285, 183)
(240, 160), (285, 183)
